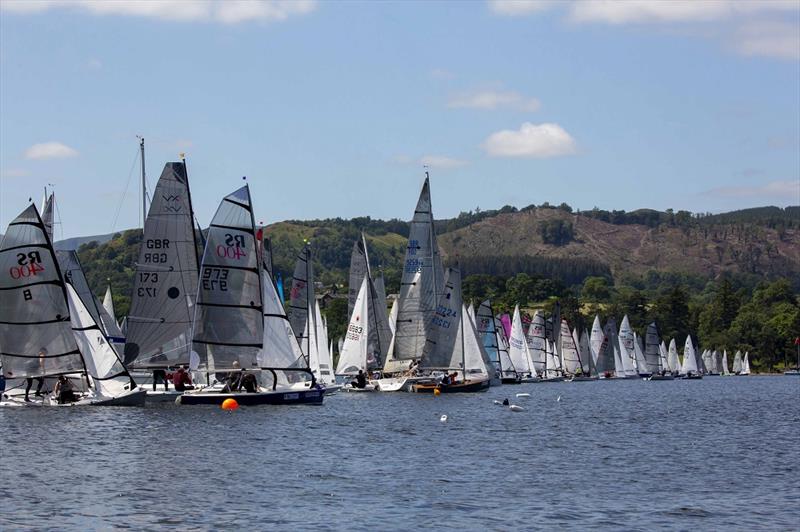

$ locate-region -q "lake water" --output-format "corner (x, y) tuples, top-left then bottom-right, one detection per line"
(1, 376), (798, 531)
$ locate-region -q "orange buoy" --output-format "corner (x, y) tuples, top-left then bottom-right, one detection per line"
(221, 398), (239, 411)
(433, 388), (441, 396)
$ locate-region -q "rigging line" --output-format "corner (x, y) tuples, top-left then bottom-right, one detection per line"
(110, 147), (141, 234)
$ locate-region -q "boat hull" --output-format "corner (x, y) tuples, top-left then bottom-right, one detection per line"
(541, 377), (565, 383)
(501, 377), (521, 385)
(649, 374), (675, 381)
(177, 388), (324, 406)
(570, 376), (599, 382)
(411, 380), (490, 393)
(682, 374), (703, 380)
(343, 384), (377, 392)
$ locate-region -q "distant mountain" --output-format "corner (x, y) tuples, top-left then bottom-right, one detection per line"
(54, 232), (117, 251)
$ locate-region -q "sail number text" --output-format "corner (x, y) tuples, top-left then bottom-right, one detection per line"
(137, 272), (159, 297)
(10, 251), (45, 279)
(216, 234), (247, 261)
(202, 267), (229, 291)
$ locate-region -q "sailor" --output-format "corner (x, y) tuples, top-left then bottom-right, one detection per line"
(240, 370), (258, 393)
(351, 369), (367, 389)
(151, 350), (169, 392)
(25, 348), (47, 401)
(502, 398), (510, 406)
(172, 366), (194, 392)
(222, 361), (243, 393)
(53, 375), (77, 404)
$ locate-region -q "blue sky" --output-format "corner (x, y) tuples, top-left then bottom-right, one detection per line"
(1, 0), (799, 240)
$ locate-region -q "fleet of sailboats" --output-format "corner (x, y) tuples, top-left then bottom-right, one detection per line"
(0, 149), (768, 408)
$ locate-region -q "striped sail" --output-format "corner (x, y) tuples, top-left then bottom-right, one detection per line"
(125, 162), (199, 368)
(191, 186), (262, 372)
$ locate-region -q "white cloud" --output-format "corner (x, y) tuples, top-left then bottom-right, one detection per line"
(24, 142), (79, 160)
(487, 0), (800, 60)
(482, 122), (576, 158)
(734, 21), (800, 60)
(488, 1), (555, 16)
(419, 155), (468, 169)
(0, 0), (317, 24)
(1, 168), (30, 178)
(448, 90), (540, 112)
(705, 180), (800, 199)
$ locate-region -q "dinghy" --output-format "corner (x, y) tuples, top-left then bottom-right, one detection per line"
(740, 352), (751, 375)
(411, 268), (491, 393)
(617, 315), (642, 378)
(509, 305), (540, 382)
(590, 316), (612, 379)
(123, 161), (202, 402)
(475, 300), (514, 384)
(337, 276), (378, 392)
(721, 350), (732, 376)
(0, 203), (145, 407)
(178, 185), (323, 406)
(648, 324), (674, 380)
(680, 335), (702, 379)
(376, 174), (444, 391)
(573, 327), (599, 381)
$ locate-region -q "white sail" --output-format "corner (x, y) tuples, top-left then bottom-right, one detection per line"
(259, 271), (305, 370)
(560, 320), (581, 375)
(603, 318), (621, 377)
(545, 339), (561, 378)
(313, 301), (335, 385)
(668, 339), (681, 374)
(508, 305), (532, 376)
(336, 276), (370, 375)
(721, 350), (730, 375)
(633, 332), (649, 375)
(680, 335), (699, 375)
(659, 341), (670, 373)
(421, 268), (463, 370)
(732, 350), (743, 374)
(385, 176), (444, 370)
(67, 284), (134, 399)
(527, 310), (547, 376)
(459, 304), (492, 383)
(388, 298), (398, 335)
(741, 352), (751, 375)
(579, 329), (594, 376)
(590, 316), (610, 375)
(495, 316), (517, 379)
(618, 315), (639, 377)
(103, 286), (117, 324)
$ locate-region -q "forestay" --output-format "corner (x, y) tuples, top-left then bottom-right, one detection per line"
(0, 204), (86, 379)
(125, 162), (199, 369)
(191, 186), (262, 372)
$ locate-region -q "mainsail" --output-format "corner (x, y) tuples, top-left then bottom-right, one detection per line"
(668, 339), (681, 374)
(680, 335), (699, 375)
(125, 162), (200, 368)
(421, 268), (462, 370)
(288, 243), (314, 353)
(559, 320), (582, 376)
(508, 304), (533, 376)
(527, 310), (547, 376)
(644, 323), (661, 374)
(336, 275), (370, 375)
(721, 350), (730, 375)
(385, 176), (444, 370)
(0, 204), (86, 379)
(590, 316), (611, 375)
(191, 185), (262, 372)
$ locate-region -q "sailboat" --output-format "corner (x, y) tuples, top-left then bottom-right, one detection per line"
(178, 185), (323, 405)
(721, 350), (731, 376)
(632, 332), (651, 378)
(313, 300), (339, 390)
(509, 305), (539, 382)
(617, 316), (640, 378)
(471, 300), (503, 385)
(122, 161), (201, 401)
(0, 203), (145, 406)
(571, 325), (598, 381)
(741, 352), (751, 375)
(57, 250), (126, 349)
(647, 323), (673, 380)
(345, 234), (392, 372)
(376, 175), (444, 392)
(491, 312), (520, 384)
(590, 316), (612, 378)
(337, 276), (378, 392)
(680, 335), (702, 379)
(411, 268), (492, 393)
(559, 320), (588, 380)
(667, 339), (681, 376)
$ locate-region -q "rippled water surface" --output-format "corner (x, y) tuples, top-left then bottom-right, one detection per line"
(2, 376), (798, 530)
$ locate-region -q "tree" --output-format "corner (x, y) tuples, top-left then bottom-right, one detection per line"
(582, 276), (611, 302)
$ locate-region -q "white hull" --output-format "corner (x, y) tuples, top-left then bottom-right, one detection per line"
(1, 388), (146, 407)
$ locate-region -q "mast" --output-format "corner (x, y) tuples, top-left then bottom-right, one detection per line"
(460, 302), (467, 381)
(138, 136), (147, 228)
(182, 152), (202, 271)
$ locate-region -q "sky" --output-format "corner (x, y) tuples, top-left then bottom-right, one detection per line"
(1, 0), (799, 240)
